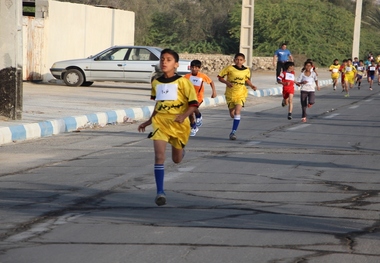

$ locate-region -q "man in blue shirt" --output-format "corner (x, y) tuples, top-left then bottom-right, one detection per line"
(273, 43), (293, 82)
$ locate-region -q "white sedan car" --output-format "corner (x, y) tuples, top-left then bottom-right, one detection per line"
(50, 46), (191, 86)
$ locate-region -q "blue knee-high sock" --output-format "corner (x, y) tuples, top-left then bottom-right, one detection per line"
(154, 164), (165, 194)
(195, 112), (202, 118)
(232, 115), (241, 132)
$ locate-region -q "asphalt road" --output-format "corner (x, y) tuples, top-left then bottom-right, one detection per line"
(0, 81), (379, 262)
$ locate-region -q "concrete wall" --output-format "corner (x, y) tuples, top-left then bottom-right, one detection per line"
(26, 0), (135, 82)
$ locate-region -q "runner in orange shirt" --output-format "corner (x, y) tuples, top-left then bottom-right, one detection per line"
(184, 60), (217, 136)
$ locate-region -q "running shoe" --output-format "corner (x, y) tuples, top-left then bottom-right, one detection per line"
(344, 93), (350, 97)
(229, 131), (237, 140)
(333, 86), (336, 91)
(195, 116), (203, 127)
(155, 193), (167, 206)
(288, 113), (292, 120)
(301, 117), (307, 122)
(190, 127), (199, 136)
(281, 99), (286, 107)
(370, 87), (373, 90)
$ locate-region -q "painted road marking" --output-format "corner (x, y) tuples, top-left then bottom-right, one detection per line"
(365, 99), (373, 102)
(246, 141), (261, 146)
(287, 124), (311, 131)
(324, 113), (340, 119)
(349, 105), (359, 109)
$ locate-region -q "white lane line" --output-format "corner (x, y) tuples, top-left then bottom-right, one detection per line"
(246, 141), (261, 146)
(349, 105), (359, 109)
(365, 99), (373, 102)
(324, 113), (340, 119)
(287, 124), (311, 131)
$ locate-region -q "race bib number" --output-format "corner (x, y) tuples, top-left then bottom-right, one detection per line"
(285, 73), (294, 81)
(370, 67), (376, 71)
(346, 67), (352, 72)
(155, 84), (178, 101)
(357, 66), (363, 71)
(332, 68), (338, 73)
(189, 76), (203, 87)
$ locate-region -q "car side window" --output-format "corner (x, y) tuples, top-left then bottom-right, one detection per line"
(128, 48), (158, 61)
(97, 48), (129, 61)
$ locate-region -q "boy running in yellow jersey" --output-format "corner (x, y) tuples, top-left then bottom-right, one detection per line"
(329, 59), (340, 91)
(138, 49), (198, 206)
(184, 60), (217, 136)
(343, 59), (357, 97)
(218, 53), (258, 140)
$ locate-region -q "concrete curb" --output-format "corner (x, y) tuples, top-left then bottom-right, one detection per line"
(0, 79), (333, 145)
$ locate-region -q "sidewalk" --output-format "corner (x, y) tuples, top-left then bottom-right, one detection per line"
(0, 69), (333, 145)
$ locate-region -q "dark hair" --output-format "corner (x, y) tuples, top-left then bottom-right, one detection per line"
(190, 60), (202, 68)
(161, 49), (179, 62)
(304, 61), (312, 67)
(342, 59), (348, 62)
(333, 59), (339, 62)
(347, 58), (352, 62)
(234, 53), (245, 59)
(359, 60), (364, 63)
(284, 61), (294, 70)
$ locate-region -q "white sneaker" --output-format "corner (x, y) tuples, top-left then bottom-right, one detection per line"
(195, 116), (203, 127)
(190, 127), (199, 136)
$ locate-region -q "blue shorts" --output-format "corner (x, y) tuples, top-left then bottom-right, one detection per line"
(356, 75), (363, 80)
(368, 74), (375, 80)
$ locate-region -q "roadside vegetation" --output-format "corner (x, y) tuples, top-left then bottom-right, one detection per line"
(59, 0), (380, 66)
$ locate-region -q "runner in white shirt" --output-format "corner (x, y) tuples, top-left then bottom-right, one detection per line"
(296, 61), (320, 122)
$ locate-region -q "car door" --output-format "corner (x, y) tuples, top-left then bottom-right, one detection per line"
(123, 48), (159, 83)
(88, 47), (129, 81)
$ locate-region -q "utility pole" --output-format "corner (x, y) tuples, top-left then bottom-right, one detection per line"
(0, 0), (23, 120)
(239, 0), (254, 69)
(352, 0), (363, 59)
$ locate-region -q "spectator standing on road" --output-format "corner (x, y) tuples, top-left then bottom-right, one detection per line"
(277, 61), (295, 120)
(184, 60), (217, 137)
(273, 43), (293, 83)
(329, 59), (340, 91)
(218, 53), (257, 140)
(296, 61), (320, 123)
(138, 49), (199, 206)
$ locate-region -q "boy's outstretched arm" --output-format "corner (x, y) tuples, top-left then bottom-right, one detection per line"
(138, 107), (157, 132)
(209, 81), (217, 98)
(246, 79), (257, 91)
(218, 76), (233, 88)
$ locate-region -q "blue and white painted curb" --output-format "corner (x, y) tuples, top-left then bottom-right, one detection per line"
(0, 79), (332, 145)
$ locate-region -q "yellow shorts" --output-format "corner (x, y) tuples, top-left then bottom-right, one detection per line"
(331, 73), (339, 80)
(225, 88), (248, 109)
(345, 74), (355, 84)
(149, 113), (190, 149)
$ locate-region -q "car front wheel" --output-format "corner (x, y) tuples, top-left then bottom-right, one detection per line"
(63, 69), (84, 86)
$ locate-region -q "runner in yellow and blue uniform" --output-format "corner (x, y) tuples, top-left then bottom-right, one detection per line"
(138, 49), (198, 206)
(218, 53), (258, 140)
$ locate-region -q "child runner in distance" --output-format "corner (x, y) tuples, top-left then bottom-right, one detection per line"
(329, 59), (340, 91)
(138, 49), (198, 206)
(339, 59), (348, 92)
(277, 61), (295, 120)
(356, 60), (366, 89)
(218, 53), (257, 140)
(343, 59), (357, 97)
(296, 61), (320, 123)
(377, 61), (380, 86)
(367, 60), (376, 90)
(184, 60), (217, 136)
